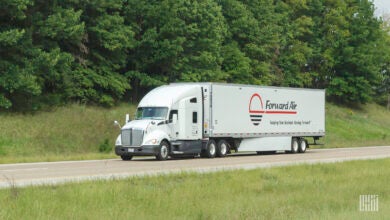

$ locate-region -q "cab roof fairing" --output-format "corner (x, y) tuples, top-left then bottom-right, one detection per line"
(138, 84), (202, 108)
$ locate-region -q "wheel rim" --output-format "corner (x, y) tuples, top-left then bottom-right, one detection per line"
(209, 143), (216, 155)
(301, 141), (306, 151)
(220, 143), (227, 155)
(293, 140), (299, 152)
(161, 145), (168, 158)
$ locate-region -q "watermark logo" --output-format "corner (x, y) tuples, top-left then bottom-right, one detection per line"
(359, 195), (378, 212)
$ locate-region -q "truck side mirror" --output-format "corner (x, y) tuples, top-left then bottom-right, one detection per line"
(114, 120), (121, 129)
(172, 114), (178, 124)
(125, 114), (131, 123)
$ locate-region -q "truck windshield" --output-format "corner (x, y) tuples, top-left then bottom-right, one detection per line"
(135, 107), (168, 120)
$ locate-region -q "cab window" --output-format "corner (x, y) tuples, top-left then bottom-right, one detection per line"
(169, 110), (178, 123)
(192, 112), (197, 123)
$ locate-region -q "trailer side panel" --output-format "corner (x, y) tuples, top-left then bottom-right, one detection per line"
(210, 84), (325, 138)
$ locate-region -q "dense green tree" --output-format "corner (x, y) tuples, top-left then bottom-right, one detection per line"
(66, 0), (134, 106)
(376, 13), (390, 107)
(30, 3), (84, 108)
(301, 0), (384, 103)
(0, 0), (40, 110)
(218, 0), (280, 85)
(329, 0), (381, 103)
(124, 0), (227, 101)
(1, 0), (135, 109)
(275, 0), (315, 87)
(0, 0), (389, 110)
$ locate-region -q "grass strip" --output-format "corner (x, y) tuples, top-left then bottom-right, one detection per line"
(0, 158), (388, 219)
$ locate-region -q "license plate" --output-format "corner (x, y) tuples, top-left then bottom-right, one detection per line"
(127, 148), (134, 152)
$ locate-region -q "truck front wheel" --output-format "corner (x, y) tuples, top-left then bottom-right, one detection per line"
(156, 141), (169, 161)
(121, 155), (133, 161)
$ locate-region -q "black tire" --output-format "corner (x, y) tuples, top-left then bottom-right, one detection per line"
(298, 138), (307, 153)
(216, 140), (228, 157)
(156, 141), (170, 161)
(290, 138), (299, 154)
(120, 155), (133, 161)
(202, 139), (216, 158)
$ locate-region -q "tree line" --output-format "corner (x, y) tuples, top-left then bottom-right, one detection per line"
(1, 0), (389, 111)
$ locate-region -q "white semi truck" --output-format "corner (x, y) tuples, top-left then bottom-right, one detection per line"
(114, 83), (325, 160)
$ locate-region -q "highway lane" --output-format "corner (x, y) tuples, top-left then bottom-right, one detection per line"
(0, 146), (389, 188)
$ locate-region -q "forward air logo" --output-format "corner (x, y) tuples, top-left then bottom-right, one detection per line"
(249, 94), (264, 126)
(249, 93), (298, 126)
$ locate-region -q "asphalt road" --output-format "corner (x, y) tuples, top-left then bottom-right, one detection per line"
(1, 146), (389, 189)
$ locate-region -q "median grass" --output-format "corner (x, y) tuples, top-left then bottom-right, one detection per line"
(0, 103), (136, 163)
(321, 103), (390, 148)
(0, 158), (388, 219)
(0, 102), (389, 163)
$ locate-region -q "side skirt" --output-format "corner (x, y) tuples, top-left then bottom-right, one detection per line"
(171, 140), (204, 154)
(237, 136), (292, 152)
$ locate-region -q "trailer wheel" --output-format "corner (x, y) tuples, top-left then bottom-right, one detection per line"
(216, 140), (228, 157)
(156, 141), (169, 161)
(298, 138), (307, 153)
(121, 155), (133, 161)
(290, 138), (299, 153)
(203, 139), (216, 158)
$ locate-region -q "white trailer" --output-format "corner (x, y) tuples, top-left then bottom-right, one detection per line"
(114, 83), (325, 160)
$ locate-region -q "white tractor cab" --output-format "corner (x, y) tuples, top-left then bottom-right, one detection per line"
(115, 84), (206, 160)
(114, 83), (325, 161)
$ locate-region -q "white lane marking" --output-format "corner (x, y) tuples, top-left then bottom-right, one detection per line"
(0, 159), (119, 168)
(1, 168), (49, 172)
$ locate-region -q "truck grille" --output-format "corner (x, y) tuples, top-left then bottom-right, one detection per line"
(121, 129), (144, 146)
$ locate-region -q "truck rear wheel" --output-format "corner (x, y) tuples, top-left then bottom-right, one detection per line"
(216, 140), (228, 157)
(298, 138), (307, 153)
(156, 141), (169, 161)
(121, 155), (133, 161)
(202, 139), (216, 158)
(290, 138), (299, 154)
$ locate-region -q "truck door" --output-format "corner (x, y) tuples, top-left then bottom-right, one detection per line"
(178, 95), (202, 140)
(168, 110), (179, 139)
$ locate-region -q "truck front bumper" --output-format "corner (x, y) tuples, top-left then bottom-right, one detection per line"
(115, 145), (160, 156)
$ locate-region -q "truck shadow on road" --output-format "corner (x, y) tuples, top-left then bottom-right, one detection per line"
(126, 151), (313, 162)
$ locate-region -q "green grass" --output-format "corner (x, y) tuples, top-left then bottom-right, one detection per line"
(0, 102), (389, 163)
(0, 159), (388, 219)
(321, 103), (390, 148)
(0, 103), (136, 163)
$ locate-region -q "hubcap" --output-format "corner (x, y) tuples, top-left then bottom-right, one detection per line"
(161, 145), (168, 158)
(293, 141), (298, 152)
(301, 141), (306, 151)
(220, 143), (227, 155)
(209, 143), (216, 155)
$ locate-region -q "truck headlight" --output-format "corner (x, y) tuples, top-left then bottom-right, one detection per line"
(145, 139), (158, 145)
